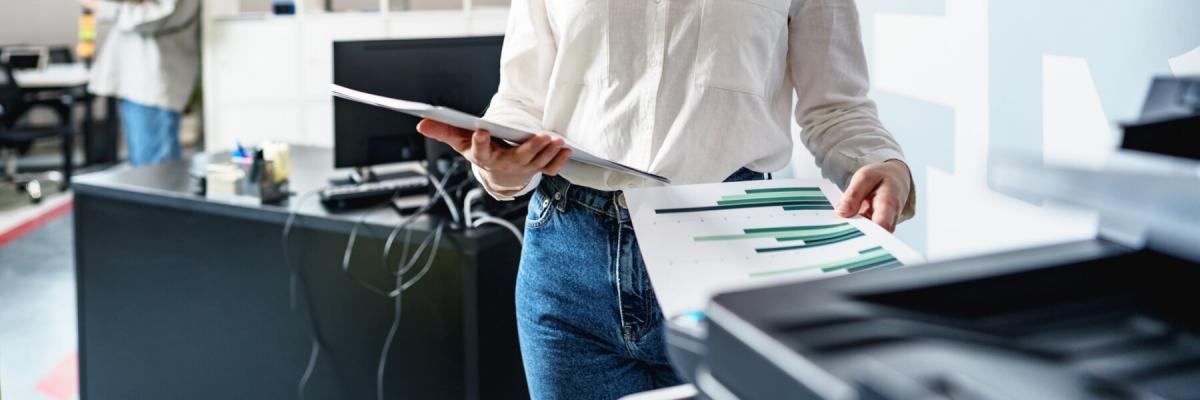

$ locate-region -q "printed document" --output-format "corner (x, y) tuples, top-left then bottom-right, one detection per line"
(624, 179), (923, 319)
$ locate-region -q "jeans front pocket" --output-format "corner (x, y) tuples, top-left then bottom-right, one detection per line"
(525, 189), (557, 230)
(693, 0), (790, 97)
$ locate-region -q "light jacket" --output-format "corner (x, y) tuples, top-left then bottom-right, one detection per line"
(88, 0), (201, 112)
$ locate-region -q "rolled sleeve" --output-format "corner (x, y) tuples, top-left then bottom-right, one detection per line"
(475, 0), (556, 200)
(789, 0), (915, 220)
(472, 165), (542, 201)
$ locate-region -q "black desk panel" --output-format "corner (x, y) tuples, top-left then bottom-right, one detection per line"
(73, 146), (527, 399)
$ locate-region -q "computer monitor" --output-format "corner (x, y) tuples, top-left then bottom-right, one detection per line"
(1, 46), (48, 70)
(332, 36), (503, 172)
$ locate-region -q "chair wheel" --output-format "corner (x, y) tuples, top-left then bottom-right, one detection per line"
(26, 180), (43, 203)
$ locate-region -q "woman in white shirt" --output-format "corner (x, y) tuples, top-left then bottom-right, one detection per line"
(83, 0), (200, 166)
(418, 0), (915, 397)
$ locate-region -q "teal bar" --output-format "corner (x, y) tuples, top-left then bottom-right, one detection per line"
(756, 230), (863, 252)
(772, 229), (857, 241)
(717, 197), (829, 206)
(775, 230), (863, 244)
(858, 246), (884, 254)
(657, 200), (830, 214)
(782, 205), (836, 211)
(748, 264), (826, 278)
(847, 259), (902, 274)
(720, 192), (827, 202)
(696, 224), (852, 242)
(750, 249), (897, 278)
(820, 253), (895, 273)
(743, 223), (847, 234)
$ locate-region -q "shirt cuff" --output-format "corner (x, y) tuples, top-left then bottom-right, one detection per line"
(471, 164), (541, 201)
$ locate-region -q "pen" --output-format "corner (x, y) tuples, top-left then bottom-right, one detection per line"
(235, 141), (248, 159)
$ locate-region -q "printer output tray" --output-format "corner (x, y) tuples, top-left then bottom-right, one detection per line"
(702, 239), (1200, 400)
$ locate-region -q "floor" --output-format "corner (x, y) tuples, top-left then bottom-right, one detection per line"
(0, 107), (202, 399)
(0, 210), (77, 400)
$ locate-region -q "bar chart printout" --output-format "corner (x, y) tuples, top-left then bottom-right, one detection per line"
(624, 179), (923, 319)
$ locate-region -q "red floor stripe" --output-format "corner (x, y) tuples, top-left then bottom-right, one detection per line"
(35, 352), (79, 400)
(0, 198), (74, 248)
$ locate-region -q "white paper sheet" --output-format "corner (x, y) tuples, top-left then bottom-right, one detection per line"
(331, 84), (670, 184)
(624, 179), (924, 319)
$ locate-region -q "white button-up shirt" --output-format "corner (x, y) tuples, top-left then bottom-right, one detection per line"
(479, 0), (908, 204)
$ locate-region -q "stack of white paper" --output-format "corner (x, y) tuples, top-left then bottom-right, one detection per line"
(624, 179), (923, 319)
(331, 84), (669, 184)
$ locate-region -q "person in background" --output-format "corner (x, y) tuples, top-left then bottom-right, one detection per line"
(82, 0), (200, 166)
(417, 0), (915, 397)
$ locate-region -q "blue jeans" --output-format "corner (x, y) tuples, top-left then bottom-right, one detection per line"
(517, 168), (764, 399)
(119, 99), (182, 166)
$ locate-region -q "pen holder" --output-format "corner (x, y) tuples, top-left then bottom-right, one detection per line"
(232, 156), (289, 204)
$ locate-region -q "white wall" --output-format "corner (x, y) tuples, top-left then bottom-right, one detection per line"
(850, 0), (1200, 260)
(0, 0), (79, 47)
(201, 4), (510, 152)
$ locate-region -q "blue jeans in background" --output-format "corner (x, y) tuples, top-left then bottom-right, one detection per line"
(119, 99), (182, 166)
(516, 168), (764, 399)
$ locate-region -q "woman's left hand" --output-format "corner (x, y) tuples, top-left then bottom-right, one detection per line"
(835, 160), (912, 232)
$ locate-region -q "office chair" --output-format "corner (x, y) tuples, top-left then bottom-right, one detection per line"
(0, 63), (71, 203)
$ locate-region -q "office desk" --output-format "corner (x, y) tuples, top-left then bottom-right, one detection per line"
(73, 146), (528, 399)
(12, 63), (88, 88)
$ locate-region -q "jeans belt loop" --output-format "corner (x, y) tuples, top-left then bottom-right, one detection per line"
(556, 182), (570, 212)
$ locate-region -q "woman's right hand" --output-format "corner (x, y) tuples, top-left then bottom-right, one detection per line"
(416, 119), (572, 191)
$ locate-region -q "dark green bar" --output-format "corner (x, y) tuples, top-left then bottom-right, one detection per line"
(657, 200), (830, 214)
(756, 245), (806, 253)
(858, 246), (884, 254)
(775, 228), (861, 242)
(717, 197), (830, 206)
(847, 259), (902, 274)
(743, 223), (847, 234)
(755, 231), (864, 253)
(782, 205), (836, 211)
(744, 187), (821, 194)
(800, 231), (864, 245)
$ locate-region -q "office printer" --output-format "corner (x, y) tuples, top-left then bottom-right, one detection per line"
(665, 77), (1200, 400)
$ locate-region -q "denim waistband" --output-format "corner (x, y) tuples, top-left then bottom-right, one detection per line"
(535, 168), (765, 222)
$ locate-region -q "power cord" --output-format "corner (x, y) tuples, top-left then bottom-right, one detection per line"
(280, 190), (328, 400)
(462, 187), (524, 245)
(376, 221), (445, 400)
(285, 158), (517, 400)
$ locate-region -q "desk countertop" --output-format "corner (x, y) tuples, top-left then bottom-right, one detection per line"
(13, 63), (89, 88)
(73, 145), (517, 250)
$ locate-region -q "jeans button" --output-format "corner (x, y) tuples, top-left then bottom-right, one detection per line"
(617, 193), (628, 209)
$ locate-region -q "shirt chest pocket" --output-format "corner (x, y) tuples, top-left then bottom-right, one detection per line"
(694, 0), (790, 97)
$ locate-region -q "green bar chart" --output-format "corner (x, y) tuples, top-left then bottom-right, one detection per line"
(750, 246), (901, 278)
(655, 186), (834, 214)
(623, 179), (922, 319)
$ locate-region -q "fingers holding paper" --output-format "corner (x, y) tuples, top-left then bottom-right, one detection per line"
(416, 119), (571, 189)
(836, 160), (912, 233)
